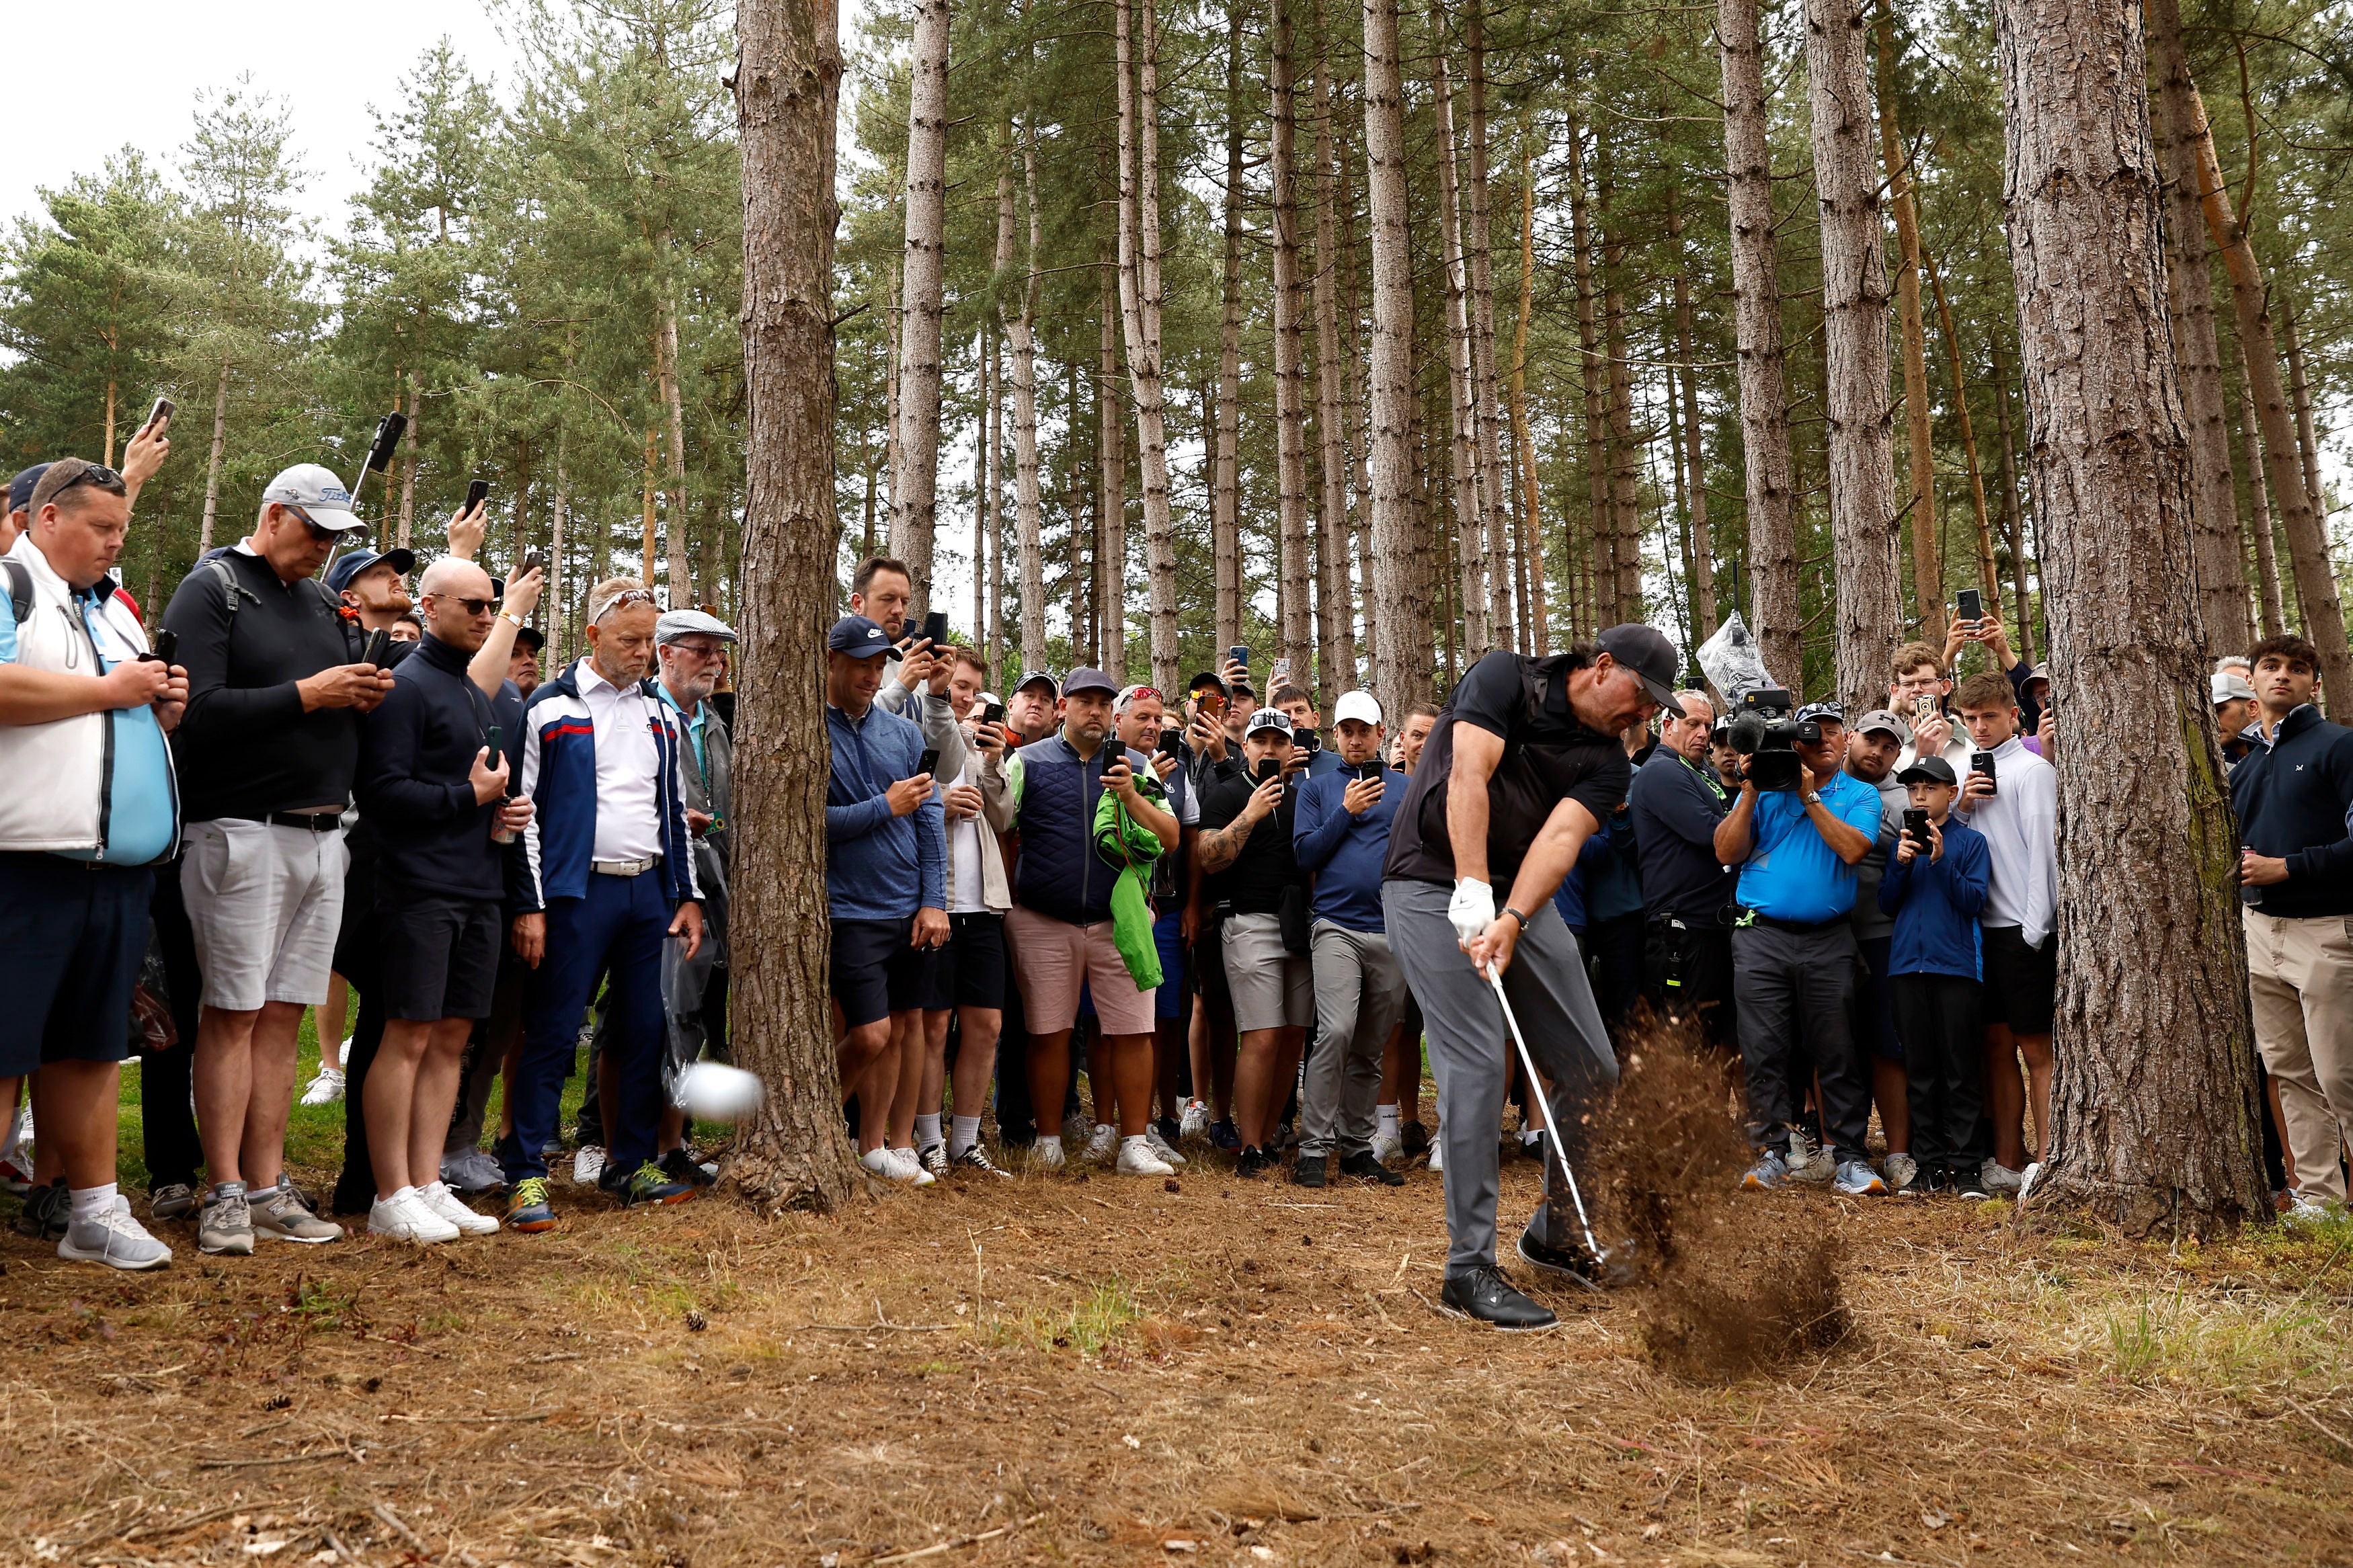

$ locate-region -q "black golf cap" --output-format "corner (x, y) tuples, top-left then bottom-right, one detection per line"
(513, 624), (546, 653)
(1596, 624), (1681, 708)
(1896, 756), (1958, 787)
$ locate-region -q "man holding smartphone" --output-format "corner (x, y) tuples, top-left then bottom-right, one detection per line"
(1888, 642), (1972, 779)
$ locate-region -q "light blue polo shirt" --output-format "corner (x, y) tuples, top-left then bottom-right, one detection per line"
(1734, 768), (1882, 924)
(0, 580), (175, 865)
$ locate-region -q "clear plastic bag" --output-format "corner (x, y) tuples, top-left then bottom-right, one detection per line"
(1696, 610), (1782, 704)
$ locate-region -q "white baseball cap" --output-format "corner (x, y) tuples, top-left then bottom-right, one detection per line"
(1242, 707), (1294, 739)
(260, 463), (369, 534)
(1333, 690), (1383, 727)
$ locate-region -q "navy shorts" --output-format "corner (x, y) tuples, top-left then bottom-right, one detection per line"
(831, 917), (934, 1029)
(377, 892), (504, 1022)
(1981, 925), (2058, 1036)
(922, 913), (1007, 1012)
(0, 853), (154, 1077)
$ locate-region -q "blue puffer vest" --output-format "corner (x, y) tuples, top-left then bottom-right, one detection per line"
(1010, 733), (1151, 925)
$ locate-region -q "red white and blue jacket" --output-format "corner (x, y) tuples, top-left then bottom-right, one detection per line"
(512, 658), (703, 914)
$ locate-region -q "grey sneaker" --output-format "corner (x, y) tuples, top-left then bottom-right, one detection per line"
(253, 1186), (345, 1244)
(198, 1184), (254, 1254)
(440, 1147), (506, 1195)
(149, 1182), (197, 1221)
(1785, 1128), (1833, 1184)
(1741, 1151), (1790, 1191)
(60, 1195), (173, 1271)
(1833, 1159), (1888, 1196)
(1883, 1152), (1919, 1193)
(2282, 1194), (2345, 1230)
(13, 1182), (69, 1240)
(1980, 1159), (2025, 1195)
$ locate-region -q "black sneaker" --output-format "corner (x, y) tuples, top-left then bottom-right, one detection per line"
(1290, 1153), (1328, 1188)
(1153, 1116), (1183, 1147)
(1400, 1120), (1431, 1159)
(1235, 1145), (1274, 1180)
(660, 1147), (718, 1188)
(1439, 1265), (1558, 1331)
(1517, 1223), (1605, 1290)
(1339, 1151), (1406, 1188)
(13, 1182), (67, 1241)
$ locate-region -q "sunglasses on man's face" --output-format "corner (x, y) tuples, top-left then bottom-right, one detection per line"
(428, 594), (498, 616)
(284, 505), (352, 545)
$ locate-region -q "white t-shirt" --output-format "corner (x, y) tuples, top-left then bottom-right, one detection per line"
(945, 761), (989, 915)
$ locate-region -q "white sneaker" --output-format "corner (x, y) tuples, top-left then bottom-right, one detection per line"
(889, 1147), (936, 1187)
(1980, 1159), (2025, 1195)
(859, 1147), (900, 1182)
(1145, 1125), (1189, 1167)
(298, 1066), (346, 1106)
(1029, 1136), (1066, 1171)
(368, 1190), (460, 1244)
(1427, 1133), (1444, 1174)
(570, 1145), (608, 1188)
(58, 1196), (172, 1271)
(1179, 1099), (1209, 1141)
(1371, 1130), (1406, 1166)
(1082, 1122), (1120, 1163)
(1883, 1152), (1919, 1193)
(2018, 1161), (2044, 1201)
(2282, 1193), (2343, 1230)
(417, 1180), (500, 1235)
(1117, 1137), (1175, 1177)
(1785, 1128), (1833, 1184)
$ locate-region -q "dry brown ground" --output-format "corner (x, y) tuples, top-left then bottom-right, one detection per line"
(4, 1144), (2352, 1568)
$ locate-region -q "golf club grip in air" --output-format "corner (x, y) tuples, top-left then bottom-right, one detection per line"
(1484, 966), (1603, 1257)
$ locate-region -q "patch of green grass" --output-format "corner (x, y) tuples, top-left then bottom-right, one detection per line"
(2099, 1284), (2348, 1396)
(992, 1277), (1145, 1356)
(287, 1279), (359, 1331)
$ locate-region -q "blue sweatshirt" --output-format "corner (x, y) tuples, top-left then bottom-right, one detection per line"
(2229, 703), (2353, 918)
(1875, 815), (1989, 980)
(826, 700), (945, 921)
(1293, 765), (1406, 932)
(1550, 823), (1616, 934)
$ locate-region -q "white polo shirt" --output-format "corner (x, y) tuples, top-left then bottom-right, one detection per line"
(579, 659), (663, 864)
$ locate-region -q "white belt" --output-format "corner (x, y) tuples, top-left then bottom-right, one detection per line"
(592, 856), (660, 877)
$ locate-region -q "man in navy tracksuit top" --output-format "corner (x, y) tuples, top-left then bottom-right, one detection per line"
(1291, 690), (1410, 1188)
(823, 614), (947, 1182)
(1875, 756), (1989, 1195)
(2231, 633), (2353, 1223)
(500, 579), (704, 1229)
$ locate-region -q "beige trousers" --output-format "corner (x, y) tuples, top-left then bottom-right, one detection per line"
(2245, 905), (2353, 1204)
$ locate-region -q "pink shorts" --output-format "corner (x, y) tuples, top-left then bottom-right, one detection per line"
(1003, 903), (1157, 1035)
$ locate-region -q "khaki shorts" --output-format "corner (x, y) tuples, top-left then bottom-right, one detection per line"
(1222, 913), (1314, 1032)
(180, 818), (348, 1011)
(1004, 903), (1156, 1034)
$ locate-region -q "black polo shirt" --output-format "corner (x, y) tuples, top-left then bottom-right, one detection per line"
(1384, 649), (1633, 889)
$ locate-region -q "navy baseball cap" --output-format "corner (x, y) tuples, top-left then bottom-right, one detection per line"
(1896, 756), (1958, 787)
(828, 614), (893, 657)
(325, 546), (415, 595)
(8, 464), (49, 515)
(1014, 669), (1058, 698)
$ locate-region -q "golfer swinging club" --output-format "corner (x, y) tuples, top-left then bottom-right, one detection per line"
(1380, 624), (1678, 1329)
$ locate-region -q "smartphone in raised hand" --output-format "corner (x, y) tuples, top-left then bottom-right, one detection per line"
(465, 478), (491, 515)
(921, 610), (950, 647)
(916, 747), (941, 779)
(141, 396), (176, 436)
(144, 629), (179, 666)
(1955, 587), (1983, 624)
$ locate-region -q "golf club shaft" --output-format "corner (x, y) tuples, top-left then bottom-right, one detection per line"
(1484, 964), (1603, 1257)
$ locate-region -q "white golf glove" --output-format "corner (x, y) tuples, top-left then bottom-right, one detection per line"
(1448, 878), (1497, 944)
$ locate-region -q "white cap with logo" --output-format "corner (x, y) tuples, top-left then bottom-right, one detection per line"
(261, 463), (369, 534)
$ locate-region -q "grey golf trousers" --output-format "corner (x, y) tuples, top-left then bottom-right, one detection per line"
(1382, 878), (1620, 1271)
(1301, 919), (1408, 1158)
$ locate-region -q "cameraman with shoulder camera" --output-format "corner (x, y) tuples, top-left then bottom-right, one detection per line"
(1714, 699), (1886, 1197)
(1380, 625), (1675, 1329)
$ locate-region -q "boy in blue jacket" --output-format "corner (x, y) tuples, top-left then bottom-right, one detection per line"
(1878, 757), (1990, 1195)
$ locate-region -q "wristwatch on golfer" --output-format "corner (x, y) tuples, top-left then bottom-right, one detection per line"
(1801, 789), (1822, 805)
(1502, 907), (1531, 932)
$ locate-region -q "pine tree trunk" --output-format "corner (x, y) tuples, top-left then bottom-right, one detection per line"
(1341, 124), (1378, 686)
(1718, 0), (1802, 683)
(1362, 0), (1427, 720)
(198, 358), (231, 555)
(1462, 0), (1513, 649)
(731, 0), (865, 1212)
(974, 325), (991, 655)
(1213, 0), (1247, 658)
(2283, 303), (2330, 588)
(397, 373), (420, 552)
(2147, 0), (2250, 659)
(1312, 44), (1355, 700)
(1564, 111), (1609, 645)
(657, 277), (691, 604)
(1875, 3), (1939, 629)
(1096, 249), (1127, 677)
(1805, 0), (1902, 712)
(1431, 32), (1488, 655)
(641, 423), (660, 585)
(1012, 118), (1048, 673)
(891, 0), (954, 621)
(102, 379), (117, 470)
(1512, 144), (1547, 651)
(2185, 87), (2350, 714)
(1599, 149), (1641, 628)
(549, 438), (568, 663)
(1068, 357), (1093, 664)
(1921, 247), (2002, 618)
(1673, 263), (1716, 636)
(1113, 0), (1182, 698)
(1269, 0), (1316, 690)
(2238, 362), (2287, 637)
(1995, 0), (2266, 1236)
(1991, 341), (2035, 665)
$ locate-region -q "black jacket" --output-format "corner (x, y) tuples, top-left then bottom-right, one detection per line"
(1627, 745), (1734, 925)
(2229, 703), (2353, 918)
(356, 634), (512, 902)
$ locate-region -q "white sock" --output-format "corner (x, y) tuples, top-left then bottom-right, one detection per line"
(1377, 1104), (1399, 1138)
(1036, 1134), (1064, 1157)
(69, 1182), (118, 1225)
(1521, 1129), (1542, 1150)
(950, 1115), (982, 1157)
(914, 1113), (943, 1149)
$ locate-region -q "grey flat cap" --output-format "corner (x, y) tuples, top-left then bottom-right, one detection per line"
(657, 608), (739, 645)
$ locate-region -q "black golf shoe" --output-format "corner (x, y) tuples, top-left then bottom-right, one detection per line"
(1290, 1153), (1328, 1188)
(1439, 1264), (1558, 1330)
(1339, 1151), (1405, 1187)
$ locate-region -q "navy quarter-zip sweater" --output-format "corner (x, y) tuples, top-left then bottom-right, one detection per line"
(2230, 703), (2353, 917)
(356, 632), (512, 901)
(1876, 815), (1989, 980)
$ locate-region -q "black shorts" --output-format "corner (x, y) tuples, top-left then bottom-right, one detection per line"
(923, 913), (1008, 1012)
(1980, 925), (2058, 1036)
(831, 917), (934, 1028)
(376, 892), (504, 1022)
(0, 854), (152, 1077)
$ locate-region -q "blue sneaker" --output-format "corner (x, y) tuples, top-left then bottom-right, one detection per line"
(1832, 1159), (1887, 1196)
(506, 1176), (558, 1233)
(1207, 1117), (1242, 1152)
(617, 1161), (696, 1207)
(1741, 1151), (1790, 1191)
